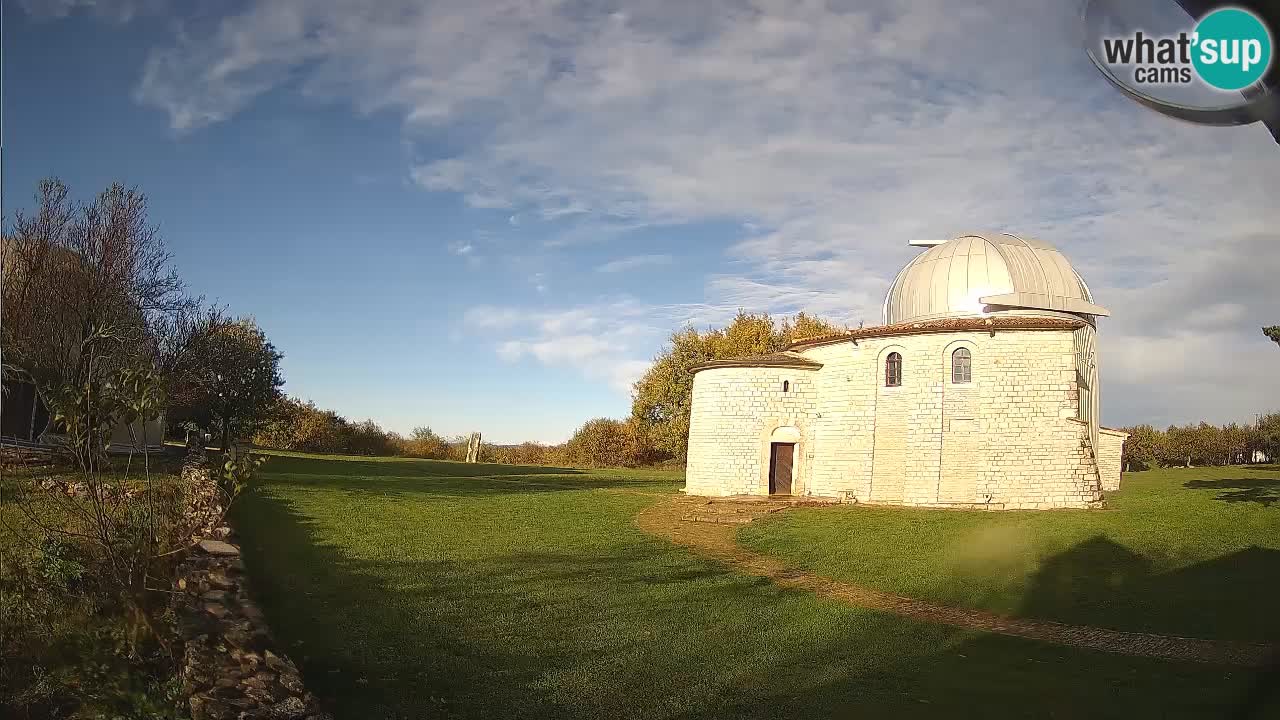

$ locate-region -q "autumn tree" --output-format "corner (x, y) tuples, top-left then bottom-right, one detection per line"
(494, 442), (560, 466)
(2, 180), (270, 711)
(1120, 424), (1162, 471)
(401, 426), (451, 459)
(1220, 422), (1252, 466)
(175, 317), (284, 450)
(343, 418), (396, 456)
(252, 397), (349, 453)
(560, 417), (657, 468)
(630, 311), (843, 460)
(1264, 326), (1280, 348)
(2, 179), (194, 448)
(1258, 413), (1280, 462)
(781, 312), (844, 345)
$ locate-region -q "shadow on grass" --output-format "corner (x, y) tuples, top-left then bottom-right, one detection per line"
(263, 454), (585, 477)
(1022, 536), (1280, 643)
(259, 472), (675, 500)
(1183, 478), (1280, 507)
(255, 454), (680, 500)
(231, 483), (1275, 720)
(1020, 537), (1280, 716)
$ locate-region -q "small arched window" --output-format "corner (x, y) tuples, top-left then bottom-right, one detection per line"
(782, 380), (790, 393)
(885, 352), (902, 387)
(952, 347), (972, 384)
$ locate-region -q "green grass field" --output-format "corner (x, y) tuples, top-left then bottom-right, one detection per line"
(740, 465), (1280, 643)
(231, 453), (1277, 719)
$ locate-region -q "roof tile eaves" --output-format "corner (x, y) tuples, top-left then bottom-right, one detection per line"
(786, 316), (1085, 350)
(689, 353), (824, 373)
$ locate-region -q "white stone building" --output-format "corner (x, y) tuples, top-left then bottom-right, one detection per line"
(685, 233), (1127, 510)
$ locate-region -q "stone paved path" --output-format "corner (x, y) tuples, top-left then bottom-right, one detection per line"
(633, 495), (1276, 667)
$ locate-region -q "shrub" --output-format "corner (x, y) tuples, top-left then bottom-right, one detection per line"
(401, 427), (451, 459)
(1120, 418), (1277, 469)
(562, 418), (660, 468)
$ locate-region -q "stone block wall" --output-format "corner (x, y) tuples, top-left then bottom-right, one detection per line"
(686, 367), (818, 495)
(686, 328), (1107, 509)
(1097, 427), (1127, 492)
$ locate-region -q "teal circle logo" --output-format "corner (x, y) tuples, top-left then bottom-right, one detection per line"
(1191, 8), (1273, 91)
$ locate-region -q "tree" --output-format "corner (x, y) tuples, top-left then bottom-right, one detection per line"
(630, 327), (712, 460)
(1258, 413), (1280, 462)
(1160, 425), (1196, 468)
(495, 441), (559, 466)
(402, 426), (451, 459)
(1120, 424), (1161, 471)
(631, 311), (842, 460)
(343, 418), (396, 456)
(178, 317), (284, 450)
(1220, 422), (1251, 466)
(2, 179), (191, 448)
(1264, 326), (1280, 348)
(252, 396), (347, 453)
(781, 311), (843, 345)
(561, 417), (657, 468)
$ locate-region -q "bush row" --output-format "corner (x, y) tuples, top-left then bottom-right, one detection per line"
(1118, 414), (1279, 470)
(250, 397), (675, 468)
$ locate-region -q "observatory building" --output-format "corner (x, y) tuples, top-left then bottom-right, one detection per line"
(684, 233), (1126, 510)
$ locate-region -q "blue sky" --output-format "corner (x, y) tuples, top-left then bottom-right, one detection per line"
(6, 0), (1279, 443)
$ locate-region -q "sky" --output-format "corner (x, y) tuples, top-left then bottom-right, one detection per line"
(4, 0), (1278, 444)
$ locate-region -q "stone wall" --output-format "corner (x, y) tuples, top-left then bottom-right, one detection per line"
(176, 540), (331, 720)
(686, 328), (1107, 509)
(1097, 427), (1127, 492)
(686, 367), (818, 496)
(175, 454), (331, 720)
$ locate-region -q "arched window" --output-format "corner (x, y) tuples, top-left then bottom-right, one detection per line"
(885, 352), (902, 387)
(951, 347), (972, 384)
(782, 380), (790, 393)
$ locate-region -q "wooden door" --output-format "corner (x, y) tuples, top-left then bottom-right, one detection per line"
(769, 443), (795, 495)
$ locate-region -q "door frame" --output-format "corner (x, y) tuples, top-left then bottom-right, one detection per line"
(758, 423), (805, 496)
(768, 442), (796, 495)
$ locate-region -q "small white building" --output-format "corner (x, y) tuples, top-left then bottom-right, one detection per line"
(685, 233), (1126, 510)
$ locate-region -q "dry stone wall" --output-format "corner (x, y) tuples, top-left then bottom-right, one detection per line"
(176, 538), (332, 720)
(175, 454), (331, 720)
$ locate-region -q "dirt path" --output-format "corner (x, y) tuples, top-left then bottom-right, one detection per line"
(633, 496), (1275, 667)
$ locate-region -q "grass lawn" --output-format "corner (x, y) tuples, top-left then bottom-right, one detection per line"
(232, 452), (1276, 719)
(740, 465), (1280, 643)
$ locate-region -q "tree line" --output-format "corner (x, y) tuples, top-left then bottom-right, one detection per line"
(250, 316), (1280, 471)
(1118, 416), (1279, 471)
(244, 311), (845, 467)
(248, 398), (663, 468)
(250, 397), (476, 460)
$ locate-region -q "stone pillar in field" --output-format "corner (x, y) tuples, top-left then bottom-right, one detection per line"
(465, 432), (481, 463)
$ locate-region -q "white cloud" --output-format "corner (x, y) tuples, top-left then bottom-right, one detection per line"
(469, 300), (664, 393)
(131, 0), (1280, 424)
(596, 254), (673, 273)
(19, 0), (157, 22)
(530, 272), (549, 294)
